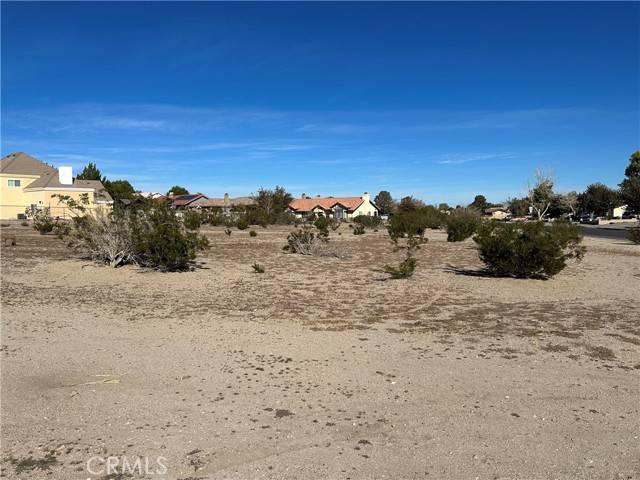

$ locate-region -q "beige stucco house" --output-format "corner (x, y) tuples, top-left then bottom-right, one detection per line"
(288, 192), (379, 220)
(0, 152), (113, 220)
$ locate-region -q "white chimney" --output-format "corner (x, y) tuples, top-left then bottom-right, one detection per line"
(362, 192), (370, 202)
(59, 166), (73, 185)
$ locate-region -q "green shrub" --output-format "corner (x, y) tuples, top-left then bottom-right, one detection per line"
(20, 221), (29, 227)
(236, 218), (249, 230)
(313, 216), (331, 239)
(473, 220), (585, 279)
(224, 228), (232, 236)
(445, 209), (480, 242)
(130, 205), (209, 271)
(383, 256), (416, 279)
(252, 263), (265, 273)
(353, 215), (382, 228)
(26, 207), (55, 235)
(353, 224), (365, 235)
(183, 210), (203, 230)
(249, 230), (258, 237)
(628, 223), (640, 244)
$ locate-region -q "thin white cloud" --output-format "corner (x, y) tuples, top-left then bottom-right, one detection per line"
(434, 152), (518, 165)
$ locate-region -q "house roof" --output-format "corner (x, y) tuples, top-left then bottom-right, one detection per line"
(23, 170), (113, 201)
(289, 196), (364, 212)
(73, 180), (114, 203)
(171, 193), (208, 206)
(189, 195), (256, 208)
(0, 152), (56, 176)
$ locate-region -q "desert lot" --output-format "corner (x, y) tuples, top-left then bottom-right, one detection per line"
(1, 224), (639, 480)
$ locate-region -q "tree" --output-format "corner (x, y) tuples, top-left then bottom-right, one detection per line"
(508, 197), (530, 217)
(105, 179), (137, 203)
(397, 196), (425, 213)
(374, 191), (395, 215)
(469, 195), (489, 213)
(253, 186), (293, 216)
(620, 150), (640, 212)
(528, 169), (555, 220)
(76, 162), (105, 182)
(167, 185), (189, 196)
(577, 183), (622, 217)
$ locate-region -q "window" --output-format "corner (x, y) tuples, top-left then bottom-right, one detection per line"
(8, 179), (21, 187)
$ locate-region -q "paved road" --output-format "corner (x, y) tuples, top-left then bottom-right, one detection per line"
(579, 224), (633, 240)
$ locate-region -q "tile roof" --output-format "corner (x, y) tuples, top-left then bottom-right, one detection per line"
(289, 197), (364, 212)
(0, 152), (56, 176)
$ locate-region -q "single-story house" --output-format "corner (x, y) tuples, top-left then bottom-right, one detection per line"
(612, 204), (628, 219)
(189, 193), (255, 212)
(484, 206), (511, 220)
(0, 152), (113, 220)
(288, 192), (379, 220)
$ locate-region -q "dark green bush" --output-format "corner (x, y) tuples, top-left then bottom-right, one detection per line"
(224, 228), (232, 236)
(313, 216), (331, 238)
(353, 224), (365, 235)
(628, 223), (640, 244)
(131, 205), (209, 271)
(236, 218), (249, 230)
(249, 230), (258, 237)
(20, 221), (29, 227)
(473, 220), (585, 279)
(353, 215), (382, 228)
(252, 262), (265, 273)
(445, 209), (480, 242)
(183, 210), (203, 230)
(382, 256), (416, 279)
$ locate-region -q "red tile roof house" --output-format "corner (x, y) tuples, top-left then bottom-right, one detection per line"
(288, 192), (379, 220)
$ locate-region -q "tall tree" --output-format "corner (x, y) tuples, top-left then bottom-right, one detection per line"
(469, 195), (489, 213)
(167, 185), (189, 196)
(528, 169), (555, 220)
(76, 162), (105, 182)
(620, 150), (640, 212)
(374, 191), (395, 215)
(578, 183), (622, 217)
(253, 186), (293, 215)
(508, 197), (530, 217)
(105, 179), (137, 203)
(397, 196), (425, 213)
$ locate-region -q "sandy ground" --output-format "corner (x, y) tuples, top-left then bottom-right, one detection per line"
(1, 224), (639, 480)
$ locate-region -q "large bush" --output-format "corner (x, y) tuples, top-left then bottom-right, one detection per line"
(61, 203), (209, 271)
(383, 209), (431, 279)
(283, 226), (334, 256)
(183, 210), (203, 230)
(445, 209), (480, 242)
(473, 220), (585, 279)
(353, 215), (382, 228)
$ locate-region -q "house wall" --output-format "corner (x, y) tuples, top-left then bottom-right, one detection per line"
(0, 173), (41, 219)
(349, 200), (378, 218)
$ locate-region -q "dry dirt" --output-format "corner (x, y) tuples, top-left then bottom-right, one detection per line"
(1, 224), (639, 480)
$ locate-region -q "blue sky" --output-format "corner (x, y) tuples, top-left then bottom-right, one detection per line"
(2, 2), (638, 205)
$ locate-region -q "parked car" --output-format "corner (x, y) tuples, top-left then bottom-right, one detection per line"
(579, 214), (599, 225)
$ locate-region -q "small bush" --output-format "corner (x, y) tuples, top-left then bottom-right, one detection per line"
(284, 227), (332, 256)
(183, 210), (203, 230)
(27, 207), (55, 235)
(224, 228), (232, 236)
(473, 220), (585, 279)
(445, 209), (480, 242)
(1, 223), (10, 227)
(236, 218), (249, 230)
(383, 256), (416, 279)
(628, 223), (640, 244)
(353, 215), (382, 228)
(353, 224), (365, 235)
(249, 230), (258, 237)
(313, 216), (331, 239)
(20, 221), (29, 227)
(252, 263), (265, 273)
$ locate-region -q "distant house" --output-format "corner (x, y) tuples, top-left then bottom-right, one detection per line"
(169, 193), (255, 212)
(484, 206), (511, 220)
(612, 204), (628, 219)
(0, 152), (113, 220)
(288, 192), (379, 220)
